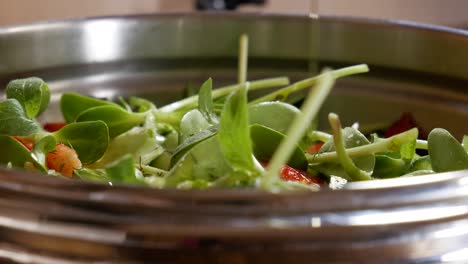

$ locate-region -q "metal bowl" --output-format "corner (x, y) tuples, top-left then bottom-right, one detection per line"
(0, 14), (467, 263)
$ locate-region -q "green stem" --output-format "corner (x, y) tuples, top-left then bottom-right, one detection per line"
(138, 164), (167, 177)
(308, 130), (332, 142)
(238, 34), (248, 84)
(307, 128), (419, 163)
(250, 64), (369, 105)
(262, 71), (335, 190)
(416, 139), (428, 150)
(154, 110), (185, 127)
(328, 113), (372, 181)
(158, 77), (290, 113)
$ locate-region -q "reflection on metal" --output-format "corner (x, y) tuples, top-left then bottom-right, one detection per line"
(310, 217), (321, 228)
(83, 20), (123, 62)
(347, 206), (468, 226)
(441, 247), (468, 262)
(434, 224), (468, 239)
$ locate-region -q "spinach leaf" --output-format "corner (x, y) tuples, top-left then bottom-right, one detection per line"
(372, 137), (416, 178)
(105, 154), (143, 185)
(218, 83), (256, 173)
(250, 124), (307, 170)
(198, 78), (218, 124)
(6, 77), (50, 119)
(53, 121), (109, 164)
(151, 152), (172, 171)
(248, 102), (301, 135)
(0, 135), (43, 171)
(90, 126), (163, 168)
(60, 93), (118, 123)
(165, 136), (233, 188)
(409, 155), (432, 172)
(0, 99), (39, 136)
(372, 154), (408, 178)
(428, 128), (468, 172)
(179, 109), (212, 143)
(171, 125), (218, 166)
(400, 139), (417, 161)
(74, 168), (110, 183)
(32, 135), (56, 166)
(75, 105), (146, 138)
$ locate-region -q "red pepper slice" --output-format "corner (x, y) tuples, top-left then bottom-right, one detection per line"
(43, 122), (67, 132)
(306, 142), (324, 154)
(12, 136), (33, 151)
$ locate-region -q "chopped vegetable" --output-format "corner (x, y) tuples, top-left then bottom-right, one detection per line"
(0, 35), (466, 192)
(46, 143), (82, 177)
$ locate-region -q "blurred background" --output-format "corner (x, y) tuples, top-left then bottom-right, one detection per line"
(0, 0), (467, 28)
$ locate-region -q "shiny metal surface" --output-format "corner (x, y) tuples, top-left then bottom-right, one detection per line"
(0, 14), (467, 263)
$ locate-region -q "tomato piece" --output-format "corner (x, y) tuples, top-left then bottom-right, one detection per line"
(43, 122), (67, 132)
(306, 142), (324, 154)
(260, 161), (324, 185)
(12, 136), (34, 151)
(46, 143), (82, 177)
(280, 165), (324, 185)
(385, 112), (427, 139)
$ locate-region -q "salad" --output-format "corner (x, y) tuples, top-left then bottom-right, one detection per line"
(1, 35), (467, 192)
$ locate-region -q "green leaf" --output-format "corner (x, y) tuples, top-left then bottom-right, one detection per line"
(163, 130), (179, 152)
(463, 135), (468, 152)
(409, 155), (432, 172)
(90, 126), (163, 168)
(176, 179), (213, 189)
(75, 105), (146, 138)
(165, 136), (233, 188)
(313, 126), (374, 181)
(248, 102), (301, 135)
(0, 99), (39, 136)
(128, 96), (156, 112)
(250, 124), (307, 170)
(428, 128), (468, 172)
(53, 121), (109, 164)
(6, 77), (50, 119)
(105, 154), (143, 185)
(400, 139), (416, 161)
(371, 137), (416, 178)
(150, 151), (172, 171)
(0, 135), (44, 171)
(60, 93), (117, 123)
(32, 135), (56, 166)
(179, 109), (212, 143)
(74, 168), (110, 183)
(372, 154), (408, 178)
(218, 83), (255, 172)
(198, 78), (218, 124)
(171, 125), (217, 166)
